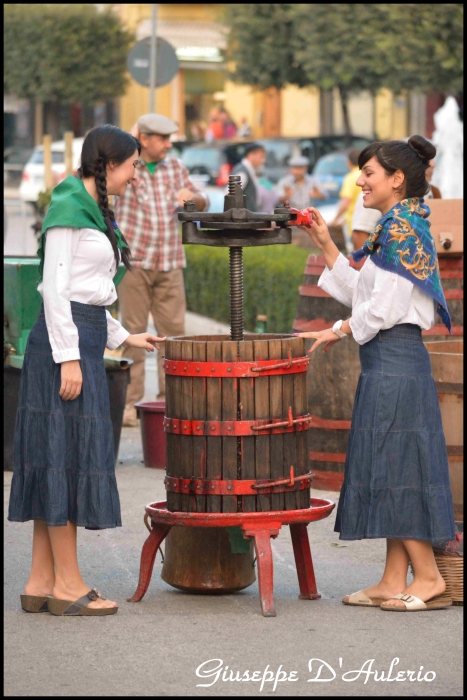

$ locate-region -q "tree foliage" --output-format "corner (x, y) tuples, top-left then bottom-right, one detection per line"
(4, 4), (135, 104)
(224, 4), (463, 131)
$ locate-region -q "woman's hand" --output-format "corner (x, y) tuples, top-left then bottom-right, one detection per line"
(122, 333), (167, 352)
(60, 360), (83, 401)
(297, 207), (333, 250)
(294, 329), (341, 354)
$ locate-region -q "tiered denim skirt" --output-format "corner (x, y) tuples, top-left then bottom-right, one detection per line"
(335, 323), (456, 543)
(8, 302), (122, 530)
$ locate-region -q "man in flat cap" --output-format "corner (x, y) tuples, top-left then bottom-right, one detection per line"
(115, 113), (209, 426)
(275, 155), (327, 210)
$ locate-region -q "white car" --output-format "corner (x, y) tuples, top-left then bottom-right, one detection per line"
(19, 137), (84, 209)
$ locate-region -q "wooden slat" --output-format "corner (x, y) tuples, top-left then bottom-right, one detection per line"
(222, 340), (238, 513)
(167, 340), (182, 512)
(239, 340), (256, 512)
(254, 339), (271, 512)
(268, 338), (284, 511)
(165, 340), (174, 511)
(206, 341), (222, 512)
(192, 341), (207, 512)
(179, 341), (193, 512)
(292, 336), (309, 509)
(282, 338), (297, 510)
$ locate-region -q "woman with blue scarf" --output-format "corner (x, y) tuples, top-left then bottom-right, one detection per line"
(8, 125), (165, 616)
(296, 135), (455, 612)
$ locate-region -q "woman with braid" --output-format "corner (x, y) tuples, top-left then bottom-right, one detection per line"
(8, 125), (165, 616)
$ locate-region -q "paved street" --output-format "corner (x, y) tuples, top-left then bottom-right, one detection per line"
(4, 453), (463, 697)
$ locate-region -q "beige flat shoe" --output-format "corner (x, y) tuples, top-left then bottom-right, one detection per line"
(47, 588), (118, 616)
(380, 593), (452, 612)
(342, 590), (386, 607)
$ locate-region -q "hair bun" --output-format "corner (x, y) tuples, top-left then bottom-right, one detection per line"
(407, 135), (436, 164)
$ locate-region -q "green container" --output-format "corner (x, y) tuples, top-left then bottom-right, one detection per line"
(3, 257), (127, 355)
(4, 257), (42, 355)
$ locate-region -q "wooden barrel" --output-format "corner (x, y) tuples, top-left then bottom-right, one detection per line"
(164, 334), (311, 513)
(424, 339), (463, 521)
(422, 256), (463, 340)
(293, 254), (464, 492)
(293, 254), (362, 491)
(161, 527), (255, 593)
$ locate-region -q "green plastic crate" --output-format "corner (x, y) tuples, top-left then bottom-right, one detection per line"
(4, 257), (127, 355)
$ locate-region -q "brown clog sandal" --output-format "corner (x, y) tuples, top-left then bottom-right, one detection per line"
(380, 593), (453, 612)
(20, 595), (51, 613)
(47, 588), (118, 616)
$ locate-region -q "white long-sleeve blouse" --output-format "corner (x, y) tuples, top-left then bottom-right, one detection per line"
(318, 253), (436, 345)
(38, 226), (130, 363)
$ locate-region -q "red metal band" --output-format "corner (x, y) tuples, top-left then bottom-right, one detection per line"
(422, 325), (463, 336)
(309, 415), (352, 430)
(164, 412), (312, 436)
(309, 451), (347, 463)
(443, 288), (463, 300)
(163, 355), (309, 378)
(164, 473), (313, 496)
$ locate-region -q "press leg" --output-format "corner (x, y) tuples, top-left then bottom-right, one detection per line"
(243, 527), (280, 617)
(290, 523), (320, 600)
(128, 522), (171, 602)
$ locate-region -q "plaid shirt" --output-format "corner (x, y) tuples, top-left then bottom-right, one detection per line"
(114, 157), (207, 271)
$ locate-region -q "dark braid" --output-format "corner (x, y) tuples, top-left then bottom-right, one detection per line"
(93, 157), (124, 271)
(78, 124), (140, 272)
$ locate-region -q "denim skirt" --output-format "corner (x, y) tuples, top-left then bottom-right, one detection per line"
(8, 302), (122, 529)
(334, 323), (456, 543)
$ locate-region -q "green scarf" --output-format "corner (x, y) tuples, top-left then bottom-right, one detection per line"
(38, 175), (129, 282)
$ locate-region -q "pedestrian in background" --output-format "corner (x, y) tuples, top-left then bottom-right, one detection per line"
(115, 114), (209, 426)
(218, 108), (238, 139)
(238, 117), (252, 138)
(8, 125), (165, 616)
(275, 155), (327, 209)
(204, 108), (224, 142)
(351, 190), (381, 251)
(425, 158), (442, 199)
(231, 143), (266, 212)
(329, 148), (361, 253)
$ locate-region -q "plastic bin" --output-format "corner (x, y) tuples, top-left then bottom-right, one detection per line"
(134, 401), (166, 469)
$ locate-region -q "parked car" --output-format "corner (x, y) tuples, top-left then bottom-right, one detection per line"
(310, 151), (352, 202)
(180, 135), (373, 186)
(19, 138), (84, 210)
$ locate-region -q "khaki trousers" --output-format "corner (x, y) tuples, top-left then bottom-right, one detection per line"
(118, 267), (186, 408)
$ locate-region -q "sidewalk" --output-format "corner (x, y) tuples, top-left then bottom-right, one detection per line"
(3, 317), (463, 696)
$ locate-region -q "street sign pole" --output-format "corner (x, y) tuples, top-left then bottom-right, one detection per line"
(149, 4), (158, 112)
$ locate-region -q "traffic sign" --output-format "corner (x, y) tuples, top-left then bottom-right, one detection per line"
(127, 37), (179, 88)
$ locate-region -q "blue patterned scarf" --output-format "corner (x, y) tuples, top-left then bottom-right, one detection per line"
(353, 197), (451, 332)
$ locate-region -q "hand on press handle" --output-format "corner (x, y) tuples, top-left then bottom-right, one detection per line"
(123, 333), (167, 352)
(297, 207), (333, 249)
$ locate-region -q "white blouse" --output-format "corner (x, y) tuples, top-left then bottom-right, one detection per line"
(38, 226), (130, 363)
(318, 253), (436, 345)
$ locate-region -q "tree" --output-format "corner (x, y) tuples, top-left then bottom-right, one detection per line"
(4, 4), (135, 105)
(224, 4), (463, 136)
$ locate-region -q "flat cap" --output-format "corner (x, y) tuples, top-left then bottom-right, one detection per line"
(289, 155), (310, 167)
(137, 113), (179, 136)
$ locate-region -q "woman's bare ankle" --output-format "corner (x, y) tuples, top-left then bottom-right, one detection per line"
(24, 575), (55, 598)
